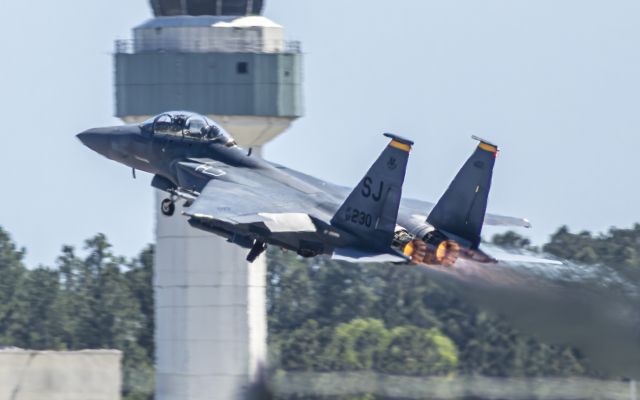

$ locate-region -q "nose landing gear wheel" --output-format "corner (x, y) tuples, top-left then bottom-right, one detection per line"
(161, 198), (175, 216)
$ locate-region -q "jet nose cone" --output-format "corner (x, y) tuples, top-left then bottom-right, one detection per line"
(76, 130), (92, 145)
(77, 128), (112, 156)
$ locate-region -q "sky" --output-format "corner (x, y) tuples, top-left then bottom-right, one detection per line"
(1, 0), (639, 266)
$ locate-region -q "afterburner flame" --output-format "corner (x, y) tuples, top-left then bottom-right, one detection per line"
(403, 238), (460, 266)
(403, 240), (426, 264)
(436, 240), (460, 266)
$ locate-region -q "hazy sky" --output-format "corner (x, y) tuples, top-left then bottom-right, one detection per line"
(2, 0), (639, 266)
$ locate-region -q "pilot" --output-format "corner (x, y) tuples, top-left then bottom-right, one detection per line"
(204, 125), (221, 139)
(173, 115), (187, 130)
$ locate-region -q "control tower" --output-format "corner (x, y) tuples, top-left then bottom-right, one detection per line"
(114, 1), (303, 399)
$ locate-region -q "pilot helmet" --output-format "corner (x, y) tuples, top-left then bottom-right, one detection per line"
(206, 125), (221, 139)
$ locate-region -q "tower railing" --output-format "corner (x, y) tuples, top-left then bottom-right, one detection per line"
(114, 38), (302, 54)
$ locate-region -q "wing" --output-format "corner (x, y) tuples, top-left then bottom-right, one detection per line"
(398, 198), (531, 228)
(494, 253), (563, 265)
(184, 178), (319, 233)
(272, 164), (532, 229)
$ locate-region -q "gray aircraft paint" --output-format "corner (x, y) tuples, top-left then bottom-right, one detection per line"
(330, 134), (413, 251)
(427, 137), (498, 249)
(78, 111), (535, 265)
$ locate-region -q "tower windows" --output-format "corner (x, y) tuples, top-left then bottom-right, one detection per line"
(236, 62), (249, 74)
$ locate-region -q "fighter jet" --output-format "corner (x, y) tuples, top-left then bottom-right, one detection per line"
(78, 111), (535, 266)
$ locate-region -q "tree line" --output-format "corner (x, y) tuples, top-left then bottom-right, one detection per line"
(0, 224), (638, 398)
(0, 229), (154, 400)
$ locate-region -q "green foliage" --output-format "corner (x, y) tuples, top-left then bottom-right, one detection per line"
(491, 231), (534, 251)
(0, 227), (28, 343)
(4, 223), (640, 397)
(0, 230), (154, 400)
(380, 326), (458, 376)
(267, 250), (594, 379)
(544, 224), (640, 269)
(274, 317), (459, 376)
(324, 319), (389, 370)
(274, 319), (333, 371)
(4, 267), (64, 349)
(125, 245), (155, 364)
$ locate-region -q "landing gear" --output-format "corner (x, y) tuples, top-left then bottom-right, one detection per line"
(297, 249), (318, 258)
(246, 240), (267, 263)
(161, 198), (175, 217)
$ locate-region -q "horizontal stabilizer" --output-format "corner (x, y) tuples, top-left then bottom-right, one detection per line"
(484, 214), (531, 228)
(493, 253), (564, 265)
(332, 247), (409, 263)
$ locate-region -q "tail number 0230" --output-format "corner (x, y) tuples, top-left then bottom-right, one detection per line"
(345, 207), (372, 228)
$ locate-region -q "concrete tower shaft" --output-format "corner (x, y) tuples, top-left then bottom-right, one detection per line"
(114, 1), (303, 399)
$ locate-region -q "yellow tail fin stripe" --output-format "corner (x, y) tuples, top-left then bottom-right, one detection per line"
(478, 142), (498, 153)
(389, 140), (411, 152)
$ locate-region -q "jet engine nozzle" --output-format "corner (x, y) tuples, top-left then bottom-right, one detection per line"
(401, 239), (427, 264)
(393, 229), (460, 266)
(422, 230), (460, 266)
(426, 238), (460, 266)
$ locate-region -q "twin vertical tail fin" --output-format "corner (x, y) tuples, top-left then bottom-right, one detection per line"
(331, 134), (502, 265)
(331, 133), (413, 249)
(427, 136), (498, 249)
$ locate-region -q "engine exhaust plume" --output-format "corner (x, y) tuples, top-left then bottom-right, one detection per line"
(417, 244), (640, 379)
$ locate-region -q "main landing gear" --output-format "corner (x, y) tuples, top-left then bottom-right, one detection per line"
(161, 198), (176, 217)
(161, 192), (195, 217)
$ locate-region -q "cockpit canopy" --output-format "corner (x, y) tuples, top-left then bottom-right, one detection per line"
(141, 111), (236, 145)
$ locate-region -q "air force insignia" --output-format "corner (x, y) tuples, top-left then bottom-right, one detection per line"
(387, 157), (398, 170)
